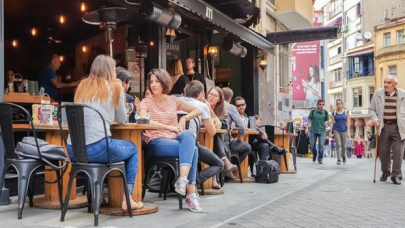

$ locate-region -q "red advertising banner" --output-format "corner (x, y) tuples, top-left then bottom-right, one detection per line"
(291, 11), (323, 108)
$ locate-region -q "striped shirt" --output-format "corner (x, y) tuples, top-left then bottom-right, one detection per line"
(140, 96), (186, 143)
(383, 90), (397, 121)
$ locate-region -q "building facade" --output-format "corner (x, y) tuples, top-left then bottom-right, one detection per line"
(374, 17), (405, 89)
(256, 0), (315, 127)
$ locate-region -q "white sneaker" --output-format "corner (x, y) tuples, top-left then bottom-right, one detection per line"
(185, 193), (203, 213)
(174, 176), (188, 196)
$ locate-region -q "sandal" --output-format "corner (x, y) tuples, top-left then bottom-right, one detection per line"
(121, 199), (144, 212)
(212, 177), (220, 189)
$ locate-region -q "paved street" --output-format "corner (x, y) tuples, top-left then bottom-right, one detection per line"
(1, 151), (404, 228)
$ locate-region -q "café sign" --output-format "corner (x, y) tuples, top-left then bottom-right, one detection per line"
(349, 109), (369, 115)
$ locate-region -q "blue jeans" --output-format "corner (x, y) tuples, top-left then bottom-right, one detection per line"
(309, 131), (325, 161)
(67, 138), (138, 194)
(147, 130), (198, 184)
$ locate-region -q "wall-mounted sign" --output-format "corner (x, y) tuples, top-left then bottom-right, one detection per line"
(217, 68), (231, 81)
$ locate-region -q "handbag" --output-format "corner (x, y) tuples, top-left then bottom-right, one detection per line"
(16, 136), (68, 162)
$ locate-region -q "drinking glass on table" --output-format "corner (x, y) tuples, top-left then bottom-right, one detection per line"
(125, 103), (134, 123)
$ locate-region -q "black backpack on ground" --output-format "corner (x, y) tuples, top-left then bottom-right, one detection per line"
(255, 160), (280, 183)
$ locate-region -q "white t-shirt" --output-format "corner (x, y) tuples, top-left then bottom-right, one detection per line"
(305, 78), (321, 104)
(179, 97), (211, 137)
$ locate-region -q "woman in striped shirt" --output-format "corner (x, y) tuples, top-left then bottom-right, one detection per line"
(139, 68), (203, 213)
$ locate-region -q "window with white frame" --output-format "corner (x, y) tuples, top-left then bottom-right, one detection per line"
(353, 87), (363, 108)
(384, 32), (391, 47)
(354, 57), (360, 73)
(346, 6), (358, 24)
(397, 30), (404, 44)
(333, 93), (342, 104)
(369, 86), (374, 102)
(334, 69), (342, 82)
(389, 65), (397, 76)
(279, 44), (290, 89)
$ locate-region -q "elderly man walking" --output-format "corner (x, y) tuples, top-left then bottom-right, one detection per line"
(369, 75), (405, 185)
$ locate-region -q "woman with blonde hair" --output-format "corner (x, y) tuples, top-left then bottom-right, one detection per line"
(139, 68), (203, 213)
(329, 99), (350, 165)
(67, 55), (143, 212)
(168, 58), (186, 95)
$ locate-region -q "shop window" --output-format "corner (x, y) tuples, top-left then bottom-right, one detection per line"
(397, 30), (404, 44)
(353, 87), (362, 108)
(384, 32), (391, 47)
(389, 65), (397, 76)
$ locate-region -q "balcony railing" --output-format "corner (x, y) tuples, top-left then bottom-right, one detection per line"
(329, 53), (342, 65)
(347, 67), (375, 79)
(330, 80), (343, 88)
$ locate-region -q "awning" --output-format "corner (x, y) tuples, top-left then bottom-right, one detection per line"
(168, 0), (274, 51)
(346, 42), (374, 57)
(266, 27), (340, 45)
(326, 16), (342, 27)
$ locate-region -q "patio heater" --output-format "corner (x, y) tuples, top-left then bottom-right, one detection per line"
(82, 7), (132, 57)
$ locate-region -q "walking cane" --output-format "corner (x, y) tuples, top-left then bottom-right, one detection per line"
(373, 124), (379, 183)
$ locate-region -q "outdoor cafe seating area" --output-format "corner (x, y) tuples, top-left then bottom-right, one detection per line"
(0, 99), (297, 226)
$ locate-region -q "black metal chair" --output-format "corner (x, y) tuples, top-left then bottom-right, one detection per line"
(142, 115), (198, 209)
(58, 104), (133, 226)
(0, 102), (69, 219)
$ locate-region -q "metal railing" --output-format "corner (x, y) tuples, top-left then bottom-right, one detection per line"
(330, 80), (343, 88)
(347, 67), (375, 79)
(329, 53), (342, 65)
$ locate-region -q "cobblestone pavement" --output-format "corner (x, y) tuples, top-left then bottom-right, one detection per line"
(216, 155), (405, 228)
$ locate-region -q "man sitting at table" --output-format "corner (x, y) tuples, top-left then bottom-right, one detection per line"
(38, 54), (79, 101)
(221, 87), (252, 179)
(181, 81), (224, 189)
(234, 95), (287, 160)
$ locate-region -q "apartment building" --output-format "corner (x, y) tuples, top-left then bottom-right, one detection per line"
(319, 0), (403, 137)
(374, 17), (405, 89)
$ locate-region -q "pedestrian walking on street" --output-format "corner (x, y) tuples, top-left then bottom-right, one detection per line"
(369, 75), (405, 185)
(354, 136), (365, 158)
(306, 99), (329, 164)
(329, 99), (350, 165)
(346, 135), (354, 158)
(330, 137), (336, 158)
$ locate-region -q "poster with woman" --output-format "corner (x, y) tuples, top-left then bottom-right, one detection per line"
(291, 41), (321, 108)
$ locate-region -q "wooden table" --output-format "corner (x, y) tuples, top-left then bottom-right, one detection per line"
(5, 93), (53, 104)
(231, 129), (259, 182)
(13, 123), (160, 215)
(197, 128), (227, 194)
(274, 132), (298, 174)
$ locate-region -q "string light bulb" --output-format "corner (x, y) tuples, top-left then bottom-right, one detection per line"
(59, 15), (65, 24)
(31, 28), (37, 36)
(82, 45), (87, 53)
(12, 40), (18, 48)
(150, 41), (154, 46)
(60, 55), (65, 62)
(80, 2), (87, 12)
